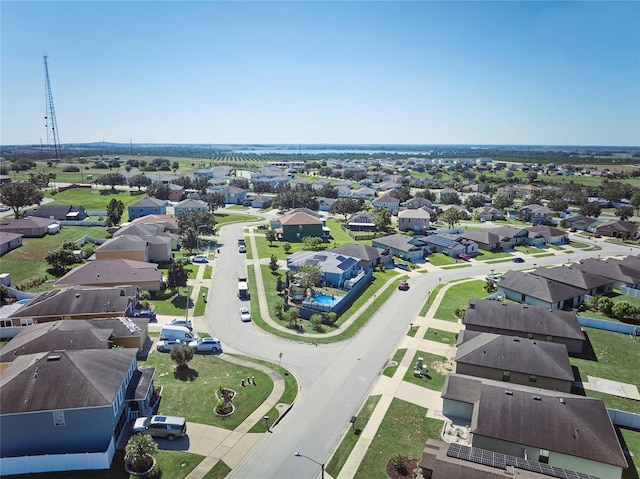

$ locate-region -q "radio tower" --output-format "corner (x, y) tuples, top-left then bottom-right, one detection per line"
(43, 55), (61, 162)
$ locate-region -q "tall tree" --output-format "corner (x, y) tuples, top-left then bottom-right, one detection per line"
(265, 229), (277, 246)
(147, 182), (171, 200)
(614, 206), (634, 220)
(167, 261), (189, 291)
(439, 208), (464, 229)
(631, 193), (640, 215)
(129, 174), (152, 191)
(548, 198), (568, 215)
(296, 264), (323, 289)
(372, 206), (392, 232)
(465, 194), (486, 208)
(202, 191), (226, 212)
(180, 227), (199, 253)
(0, 182), (44, 218)
(440, 192), (461, 205)
(177, 209), (216, 234)
(97, 172), (127, 191)
(579, 202), (602, 218)
(106, 198), (125, 225)
(330, 198), (364, 221)
(492, 193), (513, 210)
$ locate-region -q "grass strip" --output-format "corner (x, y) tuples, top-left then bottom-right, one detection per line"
(383, 349), (408, 378)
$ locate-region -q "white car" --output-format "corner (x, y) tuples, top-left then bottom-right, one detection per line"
(156, 339), (184, 353)
(190, 254), (208, 263)
(188, 337), (222, 354)
(239, 307), (251, 322)
(0, 205), (10, 212)
(238, 245), (246, 253)
(166, 318), (193, 330)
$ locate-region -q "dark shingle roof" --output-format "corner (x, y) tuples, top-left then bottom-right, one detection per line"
(55, 259), (161, 288)
(329, 244), (382, 262)
(463, 300), (584, 340)
(531, 265), (612, 290)
(574, 257), (640, 284)
(498, 270), (585, 303)
(0, 348), (138, 413)
(455, 333), (574, 381)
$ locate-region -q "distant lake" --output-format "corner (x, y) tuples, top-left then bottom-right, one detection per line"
(231, 148), (434, 156)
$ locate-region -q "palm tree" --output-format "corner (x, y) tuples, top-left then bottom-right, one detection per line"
(124, 433), (158, 475)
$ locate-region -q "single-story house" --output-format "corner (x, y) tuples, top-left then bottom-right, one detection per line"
(455, 331), (574, 392)
(243, 195), (273, 209)
(0, 348), (158, 475)
(6, 285), (140, 326)
(441, 374), (628, 479)
(440, 204), (471, 220)
(0, 231), (22, 256)
(318, 197), (337, 212)
(115, 222), (179, 250)
(371, 234), (427, 263)
(0, 217), (58, 238)
(25, 205), (87, 221)
(347, 211), (377, 233)
(286, 251), (362, 288)
(127, 197), (167, 222)
(531, 265), (614, 297)
(561, 215), (599, 232)
(352, 187), (377, 199)
(595, 219), (638, 239)
(328, 243), (391, 268)
(462, 300), (585, 354)
(54, 259), (163, 292)
(574, 256), (640, 289)
(458, 230), (501, 252)
(498, 270), (586, 310)
(488, 225), (529, 247)
(277, 212), (325, 242)
(174, 199), (208, 217)
(474, 206), (503, 222)
(524, 225), (568, 246)
(404, 197), (432, 209)
(398, 209), (431, 233)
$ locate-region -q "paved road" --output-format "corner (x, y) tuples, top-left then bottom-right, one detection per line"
(206, 220), (634, 479)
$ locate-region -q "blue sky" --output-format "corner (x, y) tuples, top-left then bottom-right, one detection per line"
(2, 1), (639, 146)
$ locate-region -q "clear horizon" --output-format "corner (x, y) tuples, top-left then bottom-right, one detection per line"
(2, 1), (639, 147)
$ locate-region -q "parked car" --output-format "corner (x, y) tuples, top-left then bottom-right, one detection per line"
(569, 227), (577, 232)
(129, 309), (157, 321)
(133, 415), (187, 441)
(166, 318), (193, 330)
(257, 224), (268, 230)
(189, 337), (222, 354)
(0, 205), (10, 212)
(458, 253), (470, 261)
(239, 307), (251, 322)
(238, 245), (247, 253)
(156, 339), (184, 352)
(594, 233), (601, 238)
(395, 262), (410, 271)
(190, 254), (208, 263)
(512, 257), (525, 263)
(398, 281), (410, 291)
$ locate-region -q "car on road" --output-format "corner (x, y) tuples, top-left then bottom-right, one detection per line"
(0, 205), (10, 212)
(189, 337), (222, 354)
(257, 224), (268, 230)
(512, 257), (525, 263)
(398, 281), (410, 291)
(133, 415), (187, 441)
(239, 307), (251, 322)
(594, 233), (601, 238)
(569, 227), (577, 233)
(190, 254), (208, 263)
(156, 339), (184, 352)
(239, 245), (247, 253)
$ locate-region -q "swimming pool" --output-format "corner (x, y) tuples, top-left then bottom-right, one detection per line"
(17, 299), (30, 305)
(313, 294), (335, 305)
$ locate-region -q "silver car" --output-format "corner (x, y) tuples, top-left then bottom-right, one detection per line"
(188, 337), (222, 353)
(133, 415), (187, 441)
(156, 339), (183, 353)
(239, 307), (251, 322)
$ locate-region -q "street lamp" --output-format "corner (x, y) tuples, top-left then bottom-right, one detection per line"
(264, 415), (271, 433)
(294, 452), (324, 479)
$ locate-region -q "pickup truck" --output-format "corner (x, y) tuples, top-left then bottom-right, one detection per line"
(238, 276), (250, 300)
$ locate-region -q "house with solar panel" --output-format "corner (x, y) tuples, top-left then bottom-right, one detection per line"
(423, 234), (478, 258)
(439, 374), (628, 479)
(286, 251), (361, 288)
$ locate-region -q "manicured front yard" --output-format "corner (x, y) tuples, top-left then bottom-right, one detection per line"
(423, 328), (457, 345)
(354, 398), (443, 479)
(433, 279), (486, 322)
(383, 349), (408, 377)
(402, 351), (448, 391)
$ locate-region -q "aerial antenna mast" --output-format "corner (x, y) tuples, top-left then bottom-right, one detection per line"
(43, 55), (61, 162)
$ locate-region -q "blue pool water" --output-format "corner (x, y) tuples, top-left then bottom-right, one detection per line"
(17, 299), (30, 305)
(313, 294), (335, 305)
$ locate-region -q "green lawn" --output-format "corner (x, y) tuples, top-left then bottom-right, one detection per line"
(354, 398), (443, 479)
(620, 428), (640, 477)
(326, 395), (382, 478)
(474, 250), (513, 261)
(193, 287), (208, 316)
(433, 280), (485, 322)
(423, 328), (458, 345)
(4, 448), (205, 479)
(419, 286), (443, 316)
(150, 287), (191, 317)
(402, 351), (448, 391)
(202, 460), (232, 479)
(571, 328), (640, 401)
(214, 212), (262, 226)
(45, 187), (143, 211)
(144, 351), (273, 430)
(383, 349), (408, 378)
(1, 225), (110, 291)
(426, 253), (457, 266)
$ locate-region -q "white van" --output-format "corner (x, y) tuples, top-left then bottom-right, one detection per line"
(160, 325), (198, 343)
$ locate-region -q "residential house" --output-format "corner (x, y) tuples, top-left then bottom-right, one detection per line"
(127, 197), (167, 221)
(0, 231), (22, 256)
(243, 194), (274, 209)
(115, 222), (178, 254)
(346, 211), (377, 233)
(318, 197), (337, 212)
(489, 225), (529, 247)
(286, 251), (361, 288)
(0, 217), (58, 238)
(439, 204), (471, 220)
(166, 183), (185, 201)
(371, 234), (427, 263)
(352, 187), (376, 200)
(519, 204), (550, 225)
(129, 214), (179, 233)
(25, 205), (87, 221)
(531, 265), (614, 297)
(174, 199), (208, 216)
(462, 300), (585, 354)
(497, 270), (586, 310)
(455, 332), (574, 392)
(595, 219), (638, 239)
(514, 184), (540, 199)
(497, 185), (519, 199)
(277, 212), (324, 242)
(524, 225), (568, 246)
(458, 230), (501, 252)
(328, 244), (390, 268)
(398, 209), (431, 233)
(0, 348), (159, 475)
(405, 197), (432, 209)
(6, 285), (139, 327)
(335, 185), (353, 198)
(220, 185), (248, 205)
(94, 235), (149, 262)
(574, 256), (640, 289)
(440, 374), (628, 479)
(55, 259), (163, 291)
(372, 194), (400, 215)
(423, 234), (477, 258)
(561, 215), (599, 232)
(438, 187), (459, 199)
(473, 206), (503, 222)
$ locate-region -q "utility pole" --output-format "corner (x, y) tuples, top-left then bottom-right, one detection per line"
(43, 56), (61, 163)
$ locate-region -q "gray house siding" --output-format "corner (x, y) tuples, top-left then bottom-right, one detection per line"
(455, 363), (572, 393)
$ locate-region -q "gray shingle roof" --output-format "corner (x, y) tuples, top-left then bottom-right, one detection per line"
(328, 244), (382, 262)
(531, 265), (612, 290)
(96, 235), (148, 252)
(498, 270), (585, 303)
(55, 259), (161, 288)
(574, 257), (640, 284)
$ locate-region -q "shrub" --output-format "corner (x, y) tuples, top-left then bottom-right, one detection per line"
(124, 433), (157, 473)
(170, 343), (194, 368)
(62, 165), (80, 172)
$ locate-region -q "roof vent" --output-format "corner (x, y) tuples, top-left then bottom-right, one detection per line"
(502, 302), (507, 306)
(75, 293), (80, 298)
(505, 390), (513, 396)
(560, 398), (565, 404)
(522, 305), (528, 309)
(533, 396), (541, 401)
(513, 338), (520, 342)
(47, 354), (61, 361)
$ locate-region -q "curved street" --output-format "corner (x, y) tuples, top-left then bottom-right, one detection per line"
(202, 214), (633, 479)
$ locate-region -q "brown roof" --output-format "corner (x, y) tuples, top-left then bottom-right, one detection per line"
(279, 212), (323, 226)
(55, 259), (162, 288)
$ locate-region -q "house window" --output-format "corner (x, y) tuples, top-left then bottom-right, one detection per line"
(529, 375), (537, 383)
(53, 410), (65, 427)
(20, 318), (33, 326)
(0, 319), (12, 328)
(521, 294), (526, 302)
(527, 333), (534, 339)
(502, 371), (511, 382)
(299, 225), (303, 231)
(538, 449), (549, 464)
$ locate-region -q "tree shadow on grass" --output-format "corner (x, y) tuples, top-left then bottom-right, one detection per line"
(174, 366), (199, 382)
